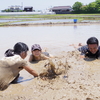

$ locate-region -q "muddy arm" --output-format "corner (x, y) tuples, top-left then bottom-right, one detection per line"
(24, 66), (38, 77)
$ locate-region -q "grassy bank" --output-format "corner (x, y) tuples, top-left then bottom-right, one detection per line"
(0, 14), (100, 19)
(0, 14), (100, 26)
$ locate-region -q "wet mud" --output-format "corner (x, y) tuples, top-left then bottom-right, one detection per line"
(0, 50), (100, 100)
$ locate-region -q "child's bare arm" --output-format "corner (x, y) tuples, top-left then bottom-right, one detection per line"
(69, 43), (84, 49)
(49, 54), (54, 58)
(24, 66), (38, 77)
(43, 55), (50, 60)
(29, 55), (33, 62)
(80, 55), (85, 58)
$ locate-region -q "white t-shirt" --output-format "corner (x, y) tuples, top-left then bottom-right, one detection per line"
(0, 55), (27, 90)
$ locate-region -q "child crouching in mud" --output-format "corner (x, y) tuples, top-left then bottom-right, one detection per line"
(0, 42), (38, 91)
(29, 44), (53, 62)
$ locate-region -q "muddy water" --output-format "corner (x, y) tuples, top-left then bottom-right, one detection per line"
(0, 24), (100, 100)
(0, 24), (100, 58)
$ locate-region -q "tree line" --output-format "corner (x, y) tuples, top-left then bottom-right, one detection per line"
(72, 0), (100, 13)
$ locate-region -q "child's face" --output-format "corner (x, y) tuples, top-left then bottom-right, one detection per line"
(88, 44), (98, 54)
(32, 50), (41, 57)
(20, 52), (27, 59)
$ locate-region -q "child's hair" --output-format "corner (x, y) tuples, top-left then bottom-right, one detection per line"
(87, 37), (99, 45)
(5, 42), (29, 57)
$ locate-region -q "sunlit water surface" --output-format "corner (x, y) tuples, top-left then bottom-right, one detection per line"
(0, 24), (100, 58)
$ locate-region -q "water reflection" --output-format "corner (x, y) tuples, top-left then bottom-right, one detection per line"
(74, 25), (77, 29)
(17, 77), (34, 83)
(0, 20), (19, 22)
(12, 19), (73, 24)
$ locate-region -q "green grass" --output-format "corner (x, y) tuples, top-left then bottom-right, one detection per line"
(0, 14), (100, 26)
(0, 14), (100, 19)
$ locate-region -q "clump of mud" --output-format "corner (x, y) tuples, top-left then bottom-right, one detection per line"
(38, 57), (69, 78)
(36, 50), (81, 79)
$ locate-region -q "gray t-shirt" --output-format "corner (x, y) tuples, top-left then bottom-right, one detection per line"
(0, 55), (27, 90)
(78, 45), (88, 55)
(78, 45), (100, 58)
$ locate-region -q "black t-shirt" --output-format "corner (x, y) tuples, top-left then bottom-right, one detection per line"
(78, 45), (100, 59)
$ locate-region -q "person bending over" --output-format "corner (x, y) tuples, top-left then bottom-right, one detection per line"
(0, 42), (38, 91)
